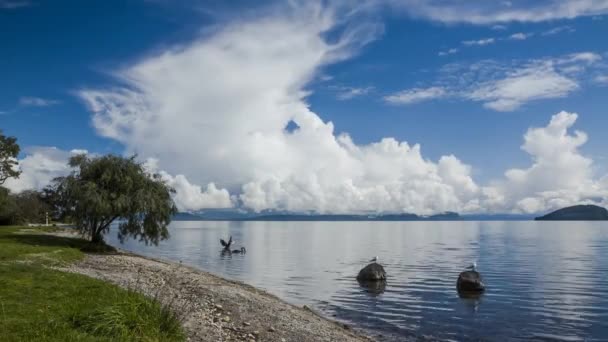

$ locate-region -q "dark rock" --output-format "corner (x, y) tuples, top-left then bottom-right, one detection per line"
(457, 270), (485, 293)
(535, 204), (608, 221)
(357, 278), (386, 296)
(356, 263), (386, 281)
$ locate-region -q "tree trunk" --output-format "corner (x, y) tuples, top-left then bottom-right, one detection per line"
(91, 226), (104, 244)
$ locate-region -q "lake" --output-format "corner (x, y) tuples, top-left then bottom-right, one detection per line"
(106, 221), (608, 341)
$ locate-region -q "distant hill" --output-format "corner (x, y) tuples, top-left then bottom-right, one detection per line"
(461, 213), (535, 221)
(534, 205), (608, 221)
(173, 210), (461, 221)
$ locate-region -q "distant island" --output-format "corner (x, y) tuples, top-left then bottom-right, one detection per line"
(535, 205), (608, 221)
(173, 210), (461, 221)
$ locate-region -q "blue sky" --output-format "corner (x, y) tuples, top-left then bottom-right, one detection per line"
(2, 0), (608, 214)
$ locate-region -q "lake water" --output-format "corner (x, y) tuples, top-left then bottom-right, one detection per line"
(106, 221), (608, 341)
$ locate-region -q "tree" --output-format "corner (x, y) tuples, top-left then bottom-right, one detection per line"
(0, 187), (18, 225)
(13, 190), (50, 224)
(45, 154), (177, 245)
(0, 130), (21, 185)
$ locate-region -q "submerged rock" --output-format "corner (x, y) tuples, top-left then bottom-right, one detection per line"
(457, 270), (485, 293)
(357, 278), (386, 296)
(356, 263), (386, 281)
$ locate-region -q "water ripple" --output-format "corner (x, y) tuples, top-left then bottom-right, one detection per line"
(107, 221), (608, 341)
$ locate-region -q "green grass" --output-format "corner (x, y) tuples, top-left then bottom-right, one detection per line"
(0, 226), (185, 342)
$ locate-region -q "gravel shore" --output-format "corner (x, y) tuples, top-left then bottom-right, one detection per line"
(54, 233), (372, 342)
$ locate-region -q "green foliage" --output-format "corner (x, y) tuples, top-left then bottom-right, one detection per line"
(0, 130), (21, 185)
(0, 187), (18, 225)
(0, 188), (50, 225)
(44, 154), (177, 245)
(0, 226), (184, 341)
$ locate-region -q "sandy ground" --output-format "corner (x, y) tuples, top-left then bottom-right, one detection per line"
(52, 231), (372, 342)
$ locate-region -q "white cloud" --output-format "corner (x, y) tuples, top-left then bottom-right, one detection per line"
(5, 148), (232, 212)
(19, 96), (60, 107)
(144, 159), (233, 211)
(468, 62), (580, 111)
(394, 52), (601, 111)
(541, 25), (576, 36)
(77, 3), (483, 215)
(3, 147), (76, 193)
(0, 0), (30, 9)
(509, 32), (530, 40)
(595, 75), (608, 84)
(388, 0), (608, 24)
(71, 3), (608, 215)
(561, 52), (602, 64)
(482, 111), (608, 214)
(334, 86), (374, 100)
(384, 86), (447, 105)
(9, 113), (607, 215)
(438, 48), (458, 56)
(462, 38), (495, 46)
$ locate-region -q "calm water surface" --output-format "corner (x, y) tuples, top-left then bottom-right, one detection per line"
(106, 221), (608, 341)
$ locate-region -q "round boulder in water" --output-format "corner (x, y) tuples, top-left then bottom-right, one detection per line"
(357, 263), (387, 281)
(457, 270), (485, 293)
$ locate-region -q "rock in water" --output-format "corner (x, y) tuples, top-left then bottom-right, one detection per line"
(357, 263), (386, 281)
(457, 270), (485, 293)
(357, 278), (386, 295)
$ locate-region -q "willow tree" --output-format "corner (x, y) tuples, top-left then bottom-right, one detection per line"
(46, 154), (177, 245)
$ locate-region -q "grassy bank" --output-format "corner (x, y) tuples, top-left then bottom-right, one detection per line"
(0, 226), (185, 341)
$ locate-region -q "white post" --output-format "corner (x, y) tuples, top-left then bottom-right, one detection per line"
(45, 212), (49, 226)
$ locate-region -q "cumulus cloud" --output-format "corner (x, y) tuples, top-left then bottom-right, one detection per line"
(4, 147), (232, 212)
(482, 111), (608, 213)
(8, 116), (608, 215)
(384, 87), (447, 105)
(3, 147), (76, 193)
(68, 3), (607, 215)
(388, 0), (608, 24)
(144, 158), (233, 211)
(76, 3), (485, 215)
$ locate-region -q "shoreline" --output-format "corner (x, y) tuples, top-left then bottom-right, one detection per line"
(50, 230), (372, 342)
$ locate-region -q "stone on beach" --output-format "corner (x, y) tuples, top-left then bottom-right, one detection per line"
(356, 262), (386, 281)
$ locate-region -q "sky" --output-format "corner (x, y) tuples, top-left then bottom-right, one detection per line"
(1, 0), (608, 215)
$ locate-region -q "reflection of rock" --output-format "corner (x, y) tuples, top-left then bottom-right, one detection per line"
(357, 279), (386, 295)
(459, 294), (482, 313)
(458, 290), (483, 300)
(356, 263), (386, 281)
(457, 270), (485, 293)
